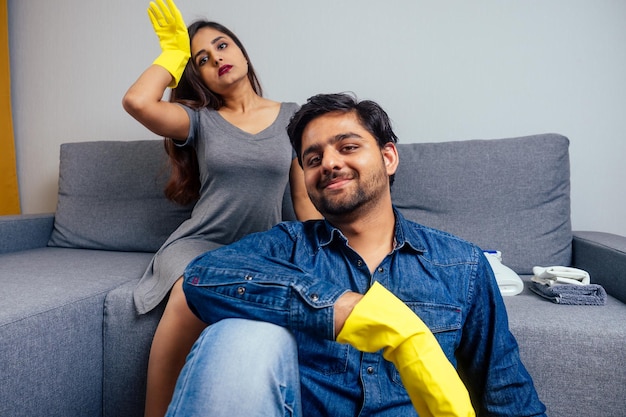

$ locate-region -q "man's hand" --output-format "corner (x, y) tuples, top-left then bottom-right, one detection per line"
(335, 282), (475, 417)
(333, 291), (363, 338)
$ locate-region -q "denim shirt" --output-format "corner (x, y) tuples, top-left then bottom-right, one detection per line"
(183, 209), (546, 417)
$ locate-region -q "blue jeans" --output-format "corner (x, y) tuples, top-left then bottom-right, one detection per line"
(165, 318), (302, 417)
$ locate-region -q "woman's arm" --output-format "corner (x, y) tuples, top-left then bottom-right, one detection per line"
(122, 0), (190, 141)
(122, 65), (190, 140)
(289, 159), (322, 221)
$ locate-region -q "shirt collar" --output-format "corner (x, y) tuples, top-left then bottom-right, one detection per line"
(391, 207), (426, 254)
(316, 206), (426, 254)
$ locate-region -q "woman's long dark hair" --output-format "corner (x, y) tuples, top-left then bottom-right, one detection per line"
(164, 21), (263, 205)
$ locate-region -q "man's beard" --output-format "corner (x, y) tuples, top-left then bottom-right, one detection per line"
(311, 167), (387, 216)
(314, 186), (370, 216)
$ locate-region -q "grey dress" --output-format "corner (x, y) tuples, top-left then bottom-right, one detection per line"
(133, 102), (299, 314)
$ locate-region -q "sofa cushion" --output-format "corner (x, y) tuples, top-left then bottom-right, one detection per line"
(102, 281), (166, 417)
(504, 281), (626, 417)
(392, 134), (572, 274)
(0, 247), (153, 326)
(0, 247), (154, 417)
(48, 140), (193, 252)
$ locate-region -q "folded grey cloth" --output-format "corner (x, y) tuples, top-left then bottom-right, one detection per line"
(530, 281), (607, 305)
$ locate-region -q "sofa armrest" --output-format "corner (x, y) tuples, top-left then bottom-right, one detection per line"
(572, 231), (626, 304)
(0, 214), (55, 254)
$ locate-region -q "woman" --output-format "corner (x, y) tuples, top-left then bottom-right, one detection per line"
(122, 1), (319, 415)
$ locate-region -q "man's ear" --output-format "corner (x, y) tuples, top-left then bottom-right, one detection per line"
(382, 142), (399, 176)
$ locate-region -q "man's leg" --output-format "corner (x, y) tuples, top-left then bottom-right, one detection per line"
(165, 318), (302, 417)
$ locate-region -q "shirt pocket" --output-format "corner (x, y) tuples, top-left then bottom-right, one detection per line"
(390, 302), (462, 386)
(296, 332), (349, 375)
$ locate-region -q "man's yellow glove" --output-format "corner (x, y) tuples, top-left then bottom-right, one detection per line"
(336, 282), (475, 417)
(148, 0), (190, 88)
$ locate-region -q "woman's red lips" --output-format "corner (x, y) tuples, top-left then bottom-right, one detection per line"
(218, 65), (233, 76)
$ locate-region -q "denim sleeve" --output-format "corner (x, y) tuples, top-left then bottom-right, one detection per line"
(456, 251), (547, 417)
(182, 225), (348, 341)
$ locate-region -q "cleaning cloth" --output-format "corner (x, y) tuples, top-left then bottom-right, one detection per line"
(530, 266), (606, 305)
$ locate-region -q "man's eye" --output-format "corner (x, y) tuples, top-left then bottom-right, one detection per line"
(342, 145), (358, 152)
(306, 156), (321, 167)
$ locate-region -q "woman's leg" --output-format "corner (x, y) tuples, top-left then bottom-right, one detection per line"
(166, 319), (302, 417)
(144, 278), (207, 417)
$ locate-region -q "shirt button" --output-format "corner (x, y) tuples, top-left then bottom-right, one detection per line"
(310, 293), (319, 302)
(237, 286), (246, 295)
(244, 274), (253, 281)
(357, 260), (363, 267)
(366, 366), (375, 374)
(377, 267), (384, 273)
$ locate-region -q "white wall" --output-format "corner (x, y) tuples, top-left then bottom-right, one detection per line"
(8, 0), (626, 235)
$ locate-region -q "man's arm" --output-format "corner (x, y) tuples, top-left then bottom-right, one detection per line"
(455, 253), (546, 416)
(336, 282), (475, 417)
(183, 224), (350, 340)
(333, 291), (363, 337)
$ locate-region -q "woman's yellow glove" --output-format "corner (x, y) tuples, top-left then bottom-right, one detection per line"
(336, 282), (475, 417)
(148, 0), (190, 87)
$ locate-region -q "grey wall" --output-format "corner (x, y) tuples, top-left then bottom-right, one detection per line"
(8, 0), (626, 235)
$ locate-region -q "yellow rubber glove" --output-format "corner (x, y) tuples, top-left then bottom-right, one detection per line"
(336, 282), (475, 417)
(147, 0), (190, 87)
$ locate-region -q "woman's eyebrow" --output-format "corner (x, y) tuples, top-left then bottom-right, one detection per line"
(193, 37), (228, 61)
(193, 49), (207, 62)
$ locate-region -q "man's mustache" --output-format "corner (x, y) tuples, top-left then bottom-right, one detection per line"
(318, 172), (355, 189)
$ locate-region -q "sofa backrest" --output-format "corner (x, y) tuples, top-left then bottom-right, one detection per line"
(48, 135), (572, 273)
(48, 140), (194, 252)
(392, 134), (572, 274)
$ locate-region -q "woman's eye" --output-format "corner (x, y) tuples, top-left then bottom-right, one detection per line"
(218, 42), (227, 50)
(198, 56), (209, 66)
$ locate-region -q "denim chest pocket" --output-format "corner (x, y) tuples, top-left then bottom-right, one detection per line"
(389, 302), (463, 386)
(296, 332), (349, 375)
(407, 303), (463, 333)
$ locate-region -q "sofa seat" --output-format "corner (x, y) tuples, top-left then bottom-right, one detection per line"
(1, 248), (152, 325)
(504, 278), (626, 417)
(0, 247), (154, 417)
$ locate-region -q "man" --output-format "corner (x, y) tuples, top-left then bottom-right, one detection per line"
(165, 93), (546, 417)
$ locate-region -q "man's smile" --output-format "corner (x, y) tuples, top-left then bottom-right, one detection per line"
(320, 174), (353, 190)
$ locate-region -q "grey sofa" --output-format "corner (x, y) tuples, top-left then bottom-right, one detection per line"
(1, 135), (624, 417)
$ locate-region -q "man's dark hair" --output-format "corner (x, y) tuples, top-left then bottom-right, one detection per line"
(287, 92), (399, 184)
